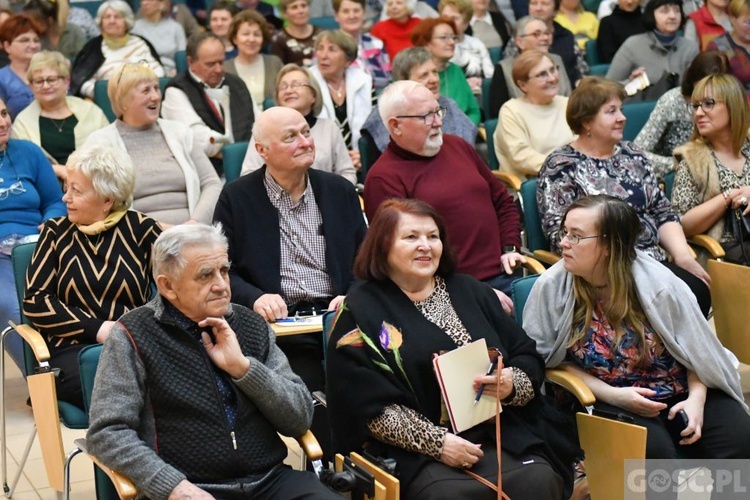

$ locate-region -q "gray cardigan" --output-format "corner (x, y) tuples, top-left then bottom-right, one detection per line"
(523, 252), (746, 407)
(606, 32), (699, 86)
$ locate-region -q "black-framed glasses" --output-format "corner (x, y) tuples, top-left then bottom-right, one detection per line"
(530, 65), (559, 80)
(395, 107), (446, 126)
(30, 76), (65, 89)
(558, 229), (604, 246)
(690, 98), (720, 113)
(279, 81), (312, 91)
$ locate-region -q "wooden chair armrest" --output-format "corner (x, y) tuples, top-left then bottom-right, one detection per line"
(492, 171), (523, 192)
(9, 322), (50, 363)
(73, 438), (138, 500)
(689, 234), (725, 259)
(546, 368), (596, 407)
(296, 430), (323, 461)
(521, 256), (546, 275)
(532, 250), (561, 265)
(477, 126), (486, 142)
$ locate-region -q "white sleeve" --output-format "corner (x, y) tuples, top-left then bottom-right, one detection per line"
(161, 87), (224, 157)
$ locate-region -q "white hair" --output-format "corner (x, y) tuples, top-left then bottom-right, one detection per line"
(378, 80), (424, 127)
(152, 223), (228, 280)
(66, 144), (136, 212)
(96, 0), (135, 31)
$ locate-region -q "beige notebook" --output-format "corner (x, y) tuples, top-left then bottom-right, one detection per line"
(432, 338), (500, 434)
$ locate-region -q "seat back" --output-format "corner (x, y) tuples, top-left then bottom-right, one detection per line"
(510, 275), (539, 325)
(577, 413), (647, 500)
(309, 16), (339, 29)
(481, 77), (493, 121)
(485, 118), (499, 171)
(519, 178), (550, 253)
(94, 80), (116, 123)
(708, 259), (750, 364)
(664, 170), (675, 199)
(488, 46), (501, 65)
(222, 141), (249, 183)
(584, 39), (600, 66)
(174, 50), (187, 74)
(11, 243), (39, 376)
(622, 101), (657, 142)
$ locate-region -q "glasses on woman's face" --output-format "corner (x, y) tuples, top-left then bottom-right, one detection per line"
(530, 65), (559, 81)
(690, 98), (720, 113)
(520, 29), (551, 39)
(0, 180), (25, 200)
(279, 81), (311, 91)
(30, 76), (64, 89)
(558, 229), (603, 245)
(396, 106), (446, 126)
(433, 34), (458, 42)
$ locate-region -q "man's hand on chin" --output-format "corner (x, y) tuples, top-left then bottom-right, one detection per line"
(168, 480), (213, 499)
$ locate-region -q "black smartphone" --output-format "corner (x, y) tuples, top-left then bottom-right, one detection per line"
(666, 409), (693, 441)
(592, 408), (636, 424)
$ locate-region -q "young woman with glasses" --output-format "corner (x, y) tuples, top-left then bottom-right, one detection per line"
(525, 194), (750, 459)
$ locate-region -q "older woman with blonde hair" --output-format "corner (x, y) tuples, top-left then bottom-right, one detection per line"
(310, 29), (373, 171)
(70, 0), (164, 98)
(494, 50), (575, 179)
(85, 62), (221, 226)
(13, 51), (109, 179)
(241, 64), (356, 184)
(225, 10), (283, 117)
(672, 74), (750, 265)
(24, 144), (162, 408)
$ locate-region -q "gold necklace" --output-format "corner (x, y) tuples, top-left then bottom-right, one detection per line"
(46, 116), (69, 133)
(327, 80), (345, 100)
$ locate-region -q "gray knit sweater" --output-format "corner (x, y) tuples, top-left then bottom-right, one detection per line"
(86, 296), (313, 499)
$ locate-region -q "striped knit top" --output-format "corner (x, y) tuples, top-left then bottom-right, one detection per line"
(23, 211), (162, 353)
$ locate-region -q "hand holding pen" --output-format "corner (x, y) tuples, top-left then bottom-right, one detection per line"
(473, 355), (513, 404)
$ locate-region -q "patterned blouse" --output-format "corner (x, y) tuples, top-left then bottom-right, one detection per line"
(633, 88), (694, 182)
(367, 276), (534, 460)
(269, 27), (321, 67)
(567, 302), (688, 400)
(538, 142), (679, 261)
(707, 34), (750, 95)
(672, 140), (750, 243)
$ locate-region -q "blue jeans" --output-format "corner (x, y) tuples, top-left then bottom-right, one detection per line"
(0, 254), (24, 372)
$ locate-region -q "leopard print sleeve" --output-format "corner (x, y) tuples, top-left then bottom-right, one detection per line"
(367, 404), (448, 460)
(504, 366), (534, 407)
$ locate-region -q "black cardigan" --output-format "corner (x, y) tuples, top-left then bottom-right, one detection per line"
(212, 167), (367, 308)
(327, 274), (579, 493)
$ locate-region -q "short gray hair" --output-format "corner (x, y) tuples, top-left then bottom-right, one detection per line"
(379, 80), (423, 125)
(388, 0), (417, 14)
(152, 223), (228, 280)
(514, 15), (545, 38)
(392, 47), (433, 81)
(66, 144), (136, 212)
(95, 0), (135, 31)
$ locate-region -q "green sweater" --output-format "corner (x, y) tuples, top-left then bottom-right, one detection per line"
(439, 62), (481, 126)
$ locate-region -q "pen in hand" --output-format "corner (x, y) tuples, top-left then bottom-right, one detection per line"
(474, 354), (500, 405)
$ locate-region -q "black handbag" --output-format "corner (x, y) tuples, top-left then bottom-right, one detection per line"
(722, 208), (750, 265)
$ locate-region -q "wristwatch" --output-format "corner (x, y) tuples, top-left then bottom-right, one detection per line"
(502, 245), (517, 254)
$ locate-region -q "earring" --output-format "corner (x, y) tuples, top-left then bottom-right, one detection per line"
(586, 129), (591, 137)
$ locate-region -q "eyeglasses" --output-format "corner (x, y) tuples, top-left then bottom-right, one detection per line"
(520, 30), (551, 39)
(433, 35), (458, 42)
(530, 65), (559, 80)
(0, 180), (25, 200)
(395, 106), (446, 125)
(12, 36), (40, 45)
(558, 229), (604, 246)
(690, 98), (720, 113)
(279, 81), (312, 91)
(30, 76), (65, 89)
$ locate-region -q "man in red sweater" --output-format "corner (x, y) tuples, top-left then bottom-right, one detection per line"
(364, 80), (525, 311)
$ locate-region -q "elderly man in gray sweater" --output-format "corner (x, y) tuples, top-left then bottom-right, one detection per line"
(86, 224), (337, 500)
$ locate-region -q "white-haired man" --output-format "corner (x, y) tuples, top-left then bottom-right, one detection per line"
(86, 224), (338, 499)
(364, 80), (524, 309)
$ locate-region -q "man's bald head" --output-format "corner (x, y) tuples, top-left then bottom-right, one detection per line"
(253, 107), (316, 172)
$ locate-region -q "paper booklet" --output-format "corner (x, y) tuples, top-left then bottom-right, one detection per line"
(432, 338), (500, 434)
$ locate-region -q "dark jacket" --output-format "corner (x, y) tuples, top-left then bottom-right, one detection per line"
(597, 6), (646, 64)
(166, 71), (255, 143)
(465, 11), (512, 49)
(70, 34), (163, 97)
(212, 167), (367, 308)
(551, 21), (580, 84)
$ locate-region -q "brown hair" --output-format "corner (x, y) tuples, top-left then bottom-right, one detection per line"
(0, 14), (42, 45)
(354, 199), (457, 281)
(511, 49), (552, 87)
(315, 29), (359, 63)
(438, 0), (472, 23)
(680, 51), (730, 98)
(229, 9), (271, 46)
(333, 0), (365, 11)
(278, 0), (310, 13)
(410, 17), (457, 46)
(566, 76), (627, 135)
